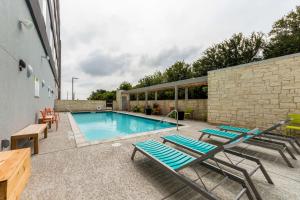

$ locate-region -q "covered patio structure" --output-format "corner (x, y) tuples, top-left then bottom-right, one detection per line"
(122, 76), (207, 111)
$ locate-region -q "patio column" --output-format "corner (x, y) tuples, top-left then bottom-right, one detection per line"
(185, 87), (188, 100)
(136, 93), (139, 105)
(145, 91), (148, 106)
(155, 91), (158, 102)
(175, 86), (178, 110)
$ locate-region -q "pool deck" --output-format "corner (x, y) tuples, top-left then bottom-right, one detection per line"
(21, 112), (300, 200)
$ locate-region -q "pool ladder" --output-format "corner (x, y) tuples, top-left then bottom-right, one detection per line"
(159, 110), (179, 131)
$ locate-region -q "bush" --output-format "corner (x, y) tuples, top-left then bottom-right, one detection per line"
(132, 105), (141, 113)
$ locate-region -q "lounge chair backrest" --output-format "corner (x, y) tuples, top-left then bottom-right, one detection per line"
(189, 127), (256, 165)
(40, 110), (46, 118)
(260, 120), (288, 134)
(223, 128), (259, 149)
(45, 108), (53, 115)
(183, 145), (224, 169)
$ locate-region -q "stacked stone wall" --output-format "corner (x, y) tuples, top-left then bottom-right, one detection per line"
(208, 53), (300, 129)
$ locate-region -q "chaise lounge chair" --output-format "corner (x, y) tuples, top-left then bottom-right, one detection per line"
(218, 121), (300, 155)
(131, 133), (257, 200)
(286, 113), (300, 134)
(161, 134), (273, 200)
(198, 121), (297, 168)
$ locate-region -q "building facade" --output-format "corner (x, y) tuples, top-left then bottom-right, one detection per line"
(0, 0), (61, 142)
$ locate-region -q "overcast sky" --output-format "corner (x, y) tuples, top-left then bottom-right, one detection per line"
(60, 0), (299, 99)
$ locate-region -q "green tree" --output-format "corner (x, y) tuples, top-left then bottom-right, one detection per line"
(136, 71), (165, 88)
(87, 89), (116, 101)
(192, 32), (265, 76)
(119, 81), (132, 90)
(165, 61), (193, 82)
(87, 89), (106, 100)
(264, 6), (300, 58)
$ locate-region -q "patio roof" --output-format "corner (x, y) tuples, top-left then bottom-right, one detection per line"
(125, 76), (207, 94)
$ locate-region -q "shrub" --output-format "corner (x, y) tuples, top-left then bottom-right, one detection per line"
(132, 105), (141, 112)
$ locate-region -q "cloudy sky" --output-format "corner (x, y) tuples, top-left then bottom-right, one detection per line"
(60, 0), (299, 99)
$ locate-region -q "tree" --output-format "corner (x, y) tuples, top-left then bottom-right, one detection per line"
(119, 81), (132, 90)
(192, 32), (265, 76)
(264, 6), (300, 59)
(136, 71), (165, 88)
(87, 89), (116, 101)
(164, 61), (193, 82)
(87, 89), (106, 100)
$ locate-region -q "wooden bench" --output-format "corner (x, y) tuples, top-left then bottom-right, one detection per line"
(11, 124), (48, 155)
(0, 148), (31, 200)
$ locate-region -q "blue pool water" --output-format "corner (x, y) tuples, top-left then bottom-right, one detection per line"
(72, 112), (176, 141)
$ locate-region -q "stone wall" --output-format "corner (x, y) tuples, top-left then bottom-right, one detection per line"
(129, 99), (207, 121)
(55, 100), (109, 112)
(208, 53), (300, 129)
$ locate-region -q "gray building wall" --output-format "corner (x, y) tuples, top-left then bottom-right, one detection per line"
(0, 0), (56, 141)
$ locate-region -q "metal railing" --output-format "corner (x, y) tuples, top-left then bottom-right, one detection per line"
(159, 109), (179, 131)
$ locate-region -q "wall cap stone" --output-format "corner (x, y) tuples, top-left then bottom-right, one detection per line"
(208, 52), (300, 74)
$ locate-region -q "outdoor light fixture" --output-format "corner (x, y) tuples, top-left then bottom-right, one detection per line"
(41, 55), (50, 61)
(19, 59), (26, 71)
(72, 77), (79, 100)
(42, 80), (45, 87)
(19, 19), (33, 29)
(27, 65), (33, 78)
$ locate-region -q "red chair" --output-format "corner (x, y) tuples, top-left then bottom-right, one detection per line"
(40, 109), (58, 131)
(45, 108), (60, 121)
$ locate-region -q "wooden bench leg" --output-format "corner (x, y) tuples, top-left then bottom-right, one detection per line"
(44, 127), (48, 138)
(55, 120), (58, 131)
(33, 136), (39, 154)
(11, 138), (17, 150)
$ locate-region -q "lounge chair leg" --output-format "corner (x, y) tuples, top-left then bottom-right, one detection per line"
(255, 159), (273, 184)
(294, 138), (300, 148)
(200, 161), (254, 200)
(213, 157), (263, 200)
(242, 183), (254, 200)
(162, 139), (166, 144)
(224, 149), (273, 184)
(176, 173), (218, 200)
(262, 134), (300, 154)
(284, 145), (297, 160)
(199, 133), (205, 140)
(287, 140), (300, 154)
(245, 140), (294, 168)
(278, 149), (294, 168)
(131, 148), (137, 161)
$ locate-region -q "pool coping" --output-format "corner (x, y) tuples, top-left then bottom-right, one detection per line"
(67, 111), (189, 147)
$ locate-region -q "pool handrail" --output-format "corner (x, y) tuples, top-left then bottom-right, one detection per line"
(159, 109), (179, 131)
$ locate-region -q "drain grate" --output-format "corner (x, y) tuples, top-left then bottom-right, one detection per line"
(112, 143), (122, 147)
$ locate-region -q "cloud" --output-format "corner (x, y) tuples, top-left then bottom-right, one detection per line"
(60, 0), (299, 99)
(139, 46), (202, 68)
(79, 46), (201, 79)
(80, 51), (130, 76)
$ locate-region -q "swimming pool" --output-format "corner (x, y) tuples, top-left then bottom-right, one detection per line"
(72, 112), (177, 141)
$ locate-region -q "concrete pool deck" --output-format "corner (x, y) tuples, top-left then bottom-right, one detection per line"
(21, 112), (300, 200)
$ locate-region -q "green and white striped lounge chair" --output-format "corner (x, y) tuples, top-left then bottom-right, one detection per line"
(219, 122), (300, 155)
(161, 134), (273, 200)
(199, 122), (297, 168)
(131, 138), (254, 200)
